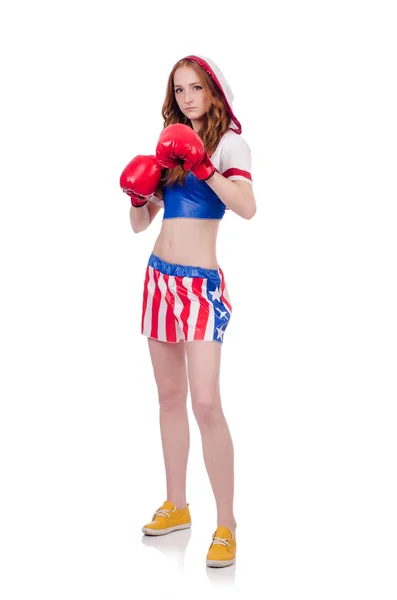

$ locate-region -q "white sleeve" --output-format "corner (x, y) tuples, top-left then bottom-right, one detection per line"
(219, 133), (253, 185)
(148, 194), (164, 207)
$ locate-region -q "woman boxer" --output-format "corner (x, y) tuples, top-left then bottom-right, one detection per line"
(120, 55), (256, 568)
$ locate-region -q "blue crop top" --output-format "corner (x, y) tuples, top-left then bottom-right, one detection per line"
(162, 172), (226, 220)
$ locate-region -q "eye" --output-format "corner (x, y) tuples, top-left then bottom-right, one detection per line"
(175, 88), (182, 93)
(193, 85), (202, 90)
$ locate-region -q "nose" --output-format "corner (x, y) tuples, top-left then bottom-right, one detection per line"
(184, 91), (194, 103)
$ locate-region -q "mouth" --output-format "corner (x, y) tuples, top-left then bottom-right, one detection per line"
(185, 107), (197, 111)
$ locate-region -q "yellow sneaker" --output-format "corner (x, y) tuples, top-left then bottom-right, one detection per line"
(206, 526), (236, 567)
(142, 500), (191, 536)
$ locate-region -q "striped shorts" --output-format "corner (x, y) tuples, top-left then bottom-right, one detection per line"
(141, 253), (232, 344)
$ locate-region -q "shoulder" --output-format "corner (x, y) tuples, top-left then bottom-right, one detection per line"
(211, 130), (253, 184)
(211, 130), (251, 167)
(217, 130), (251, 153)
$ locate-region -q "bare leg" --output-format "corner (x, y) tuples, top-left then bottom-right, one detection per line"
(148, 338), (189, 509)
(185, 341), (237, 534)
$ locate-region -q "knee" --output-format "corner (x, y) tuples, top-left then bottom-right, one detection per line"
(192, 396), (222, 428)
(158, 382), (188, 410)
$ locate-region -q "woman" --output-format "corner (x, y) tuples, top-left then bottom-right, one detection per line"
(120, 55), (256, 568)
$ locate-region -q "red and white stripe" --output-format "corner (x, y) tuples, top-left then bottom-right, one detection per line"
(142, 265), (221, 343)
(222, 167), (252, 183)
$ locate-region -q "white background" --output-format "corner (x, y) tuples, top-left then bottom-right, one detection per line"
(1, 1), (396, 598)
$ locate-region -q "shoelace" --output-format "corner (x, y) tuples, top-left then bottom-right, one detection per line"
(211, 534), (234, 547)
(153, 507), (176, 519)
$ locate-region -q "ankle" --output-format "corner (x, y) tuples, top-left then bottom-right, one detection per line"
(217, 521), (237, 535)
(168, 498), (187, 510)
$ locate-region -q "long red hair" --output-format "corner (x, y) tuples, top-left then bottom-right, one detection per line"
(157, 59), (231, 192)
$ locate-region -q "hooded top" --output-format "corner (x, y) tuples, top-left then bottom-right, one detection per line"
(150, 55), (252, 220)
(181, 55), (242, 135)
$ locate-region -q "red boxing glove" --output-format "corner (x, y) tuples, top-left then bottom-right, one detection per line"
(155, 124), (216, 181)
(119, 155), (162, 207)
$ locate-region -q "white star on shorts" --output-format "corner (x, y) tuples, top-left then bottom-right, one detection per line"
(215, 306), (228, 320)
(216, 326), (225, 341)
(209, 287), (222, 302)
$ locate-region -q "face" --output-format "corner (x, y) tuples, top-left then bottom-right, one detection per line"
(173, 66), (210, 131)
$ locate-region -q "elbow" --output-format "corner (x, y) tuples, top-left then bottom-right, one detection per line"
(131, 224), (146, 234)
(243, 203), (257, 220)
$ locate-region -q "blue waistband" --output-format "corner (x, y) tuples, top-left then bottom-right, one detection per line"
(148, 253), (220, 279)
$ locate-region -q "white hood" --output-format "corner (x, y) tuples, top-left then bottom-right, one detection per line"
(181, 55), (242, 134)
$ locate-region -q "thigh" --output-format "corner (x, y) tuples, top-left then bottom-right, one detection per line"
(148, 338), (188, 400)
(185, 341), (222, 403)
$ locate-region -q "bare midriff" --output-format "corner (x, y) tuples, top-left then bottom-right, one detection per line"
(152, 218), (221, 269)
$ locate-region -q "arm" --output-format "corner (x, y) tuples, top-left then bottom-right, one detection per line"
(205, 175), (256, 220)
(129, 198), (162, 233)
(119, 154), (163, 232)
(155, 125), (256, 219)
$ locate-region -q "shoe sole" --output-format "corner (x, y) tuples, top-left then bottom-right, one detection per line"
(206, 558), (235, 568)
(142, 523), (192, 536)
